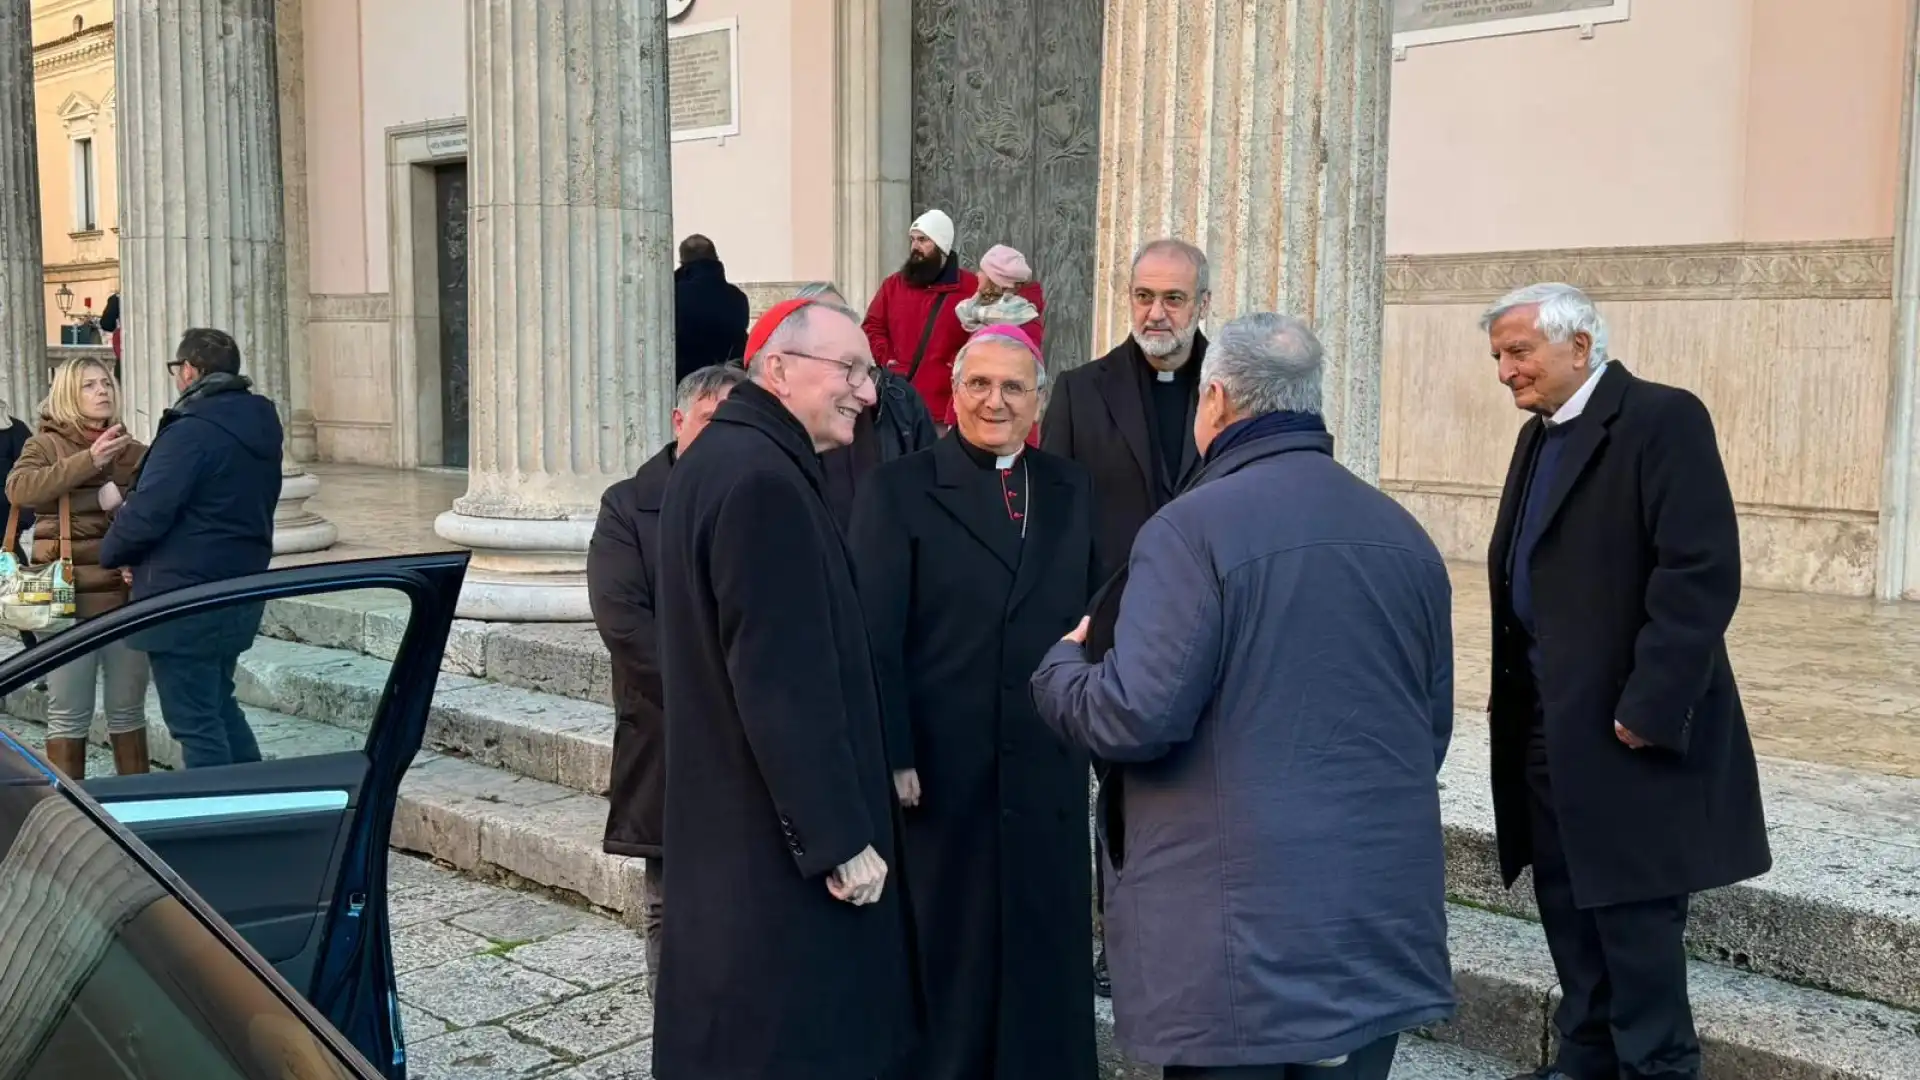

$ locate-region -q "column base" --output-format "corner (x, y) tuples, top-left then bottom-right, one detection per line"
(433, 510), (596, 622)
(273, 464), (338, 555)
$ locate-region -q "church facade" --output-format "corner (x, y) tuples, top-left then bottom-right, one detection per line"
(15, 0), (1920, 607)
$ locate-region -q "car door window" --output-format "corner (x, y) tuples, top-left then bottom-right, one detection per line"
(0, 780), (370, 1080)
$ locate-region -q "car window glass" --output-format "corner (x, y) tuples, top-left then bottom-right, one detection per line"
(0, 782), (367, 1080)
(0, 585), (417, 776)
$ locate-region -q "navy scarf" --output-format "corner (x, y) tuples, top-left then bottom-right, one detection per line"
(1203, 410), (1327, 464)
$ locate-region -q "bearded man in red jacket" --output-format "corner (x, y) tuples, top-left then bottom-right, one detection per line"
(862, 210), (978, 426)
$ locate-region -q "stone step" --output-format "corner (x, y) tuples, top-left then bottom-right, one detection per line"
(5, 689), (1917, 1078)
(253, 595), (1920, 1013)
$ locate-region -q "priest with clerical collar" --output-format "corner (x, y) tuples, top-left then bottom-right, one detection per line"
(850, 324), (1102, 1080)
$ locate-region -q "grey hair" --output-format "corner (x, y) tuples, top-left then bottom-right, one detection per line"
(675, 363), (747, 411)
(1130, 238), (1210, 297)
(951, 334), (1049, 393)
(749, 300), (863, 373)
(794, 281), (846, 304)
(1478, 282), (1610, 368)
(1199, 313), (1324, 416)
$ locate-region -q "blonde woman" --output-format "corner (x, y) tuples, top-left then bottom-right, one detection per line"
(4, 358), (149, 779)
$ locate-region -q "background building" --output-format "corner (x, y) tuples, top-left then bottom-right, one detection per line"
(16, 0), (1920, 607)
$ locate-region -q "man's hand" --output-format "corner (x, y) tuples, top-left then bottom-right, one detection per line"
(892, 768), (921, 808)
(1614, 721), (1649, 749)
(1063, 616), (1090, 645)
(826, 845), (888, 906)
(119, 568), (133, 587)
(89, 425), (130, 470)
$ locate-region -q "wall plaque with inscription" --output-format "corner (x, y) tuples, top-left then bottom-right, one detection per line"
(669, 18), (740, 142)
(1393, 0), (1627, 50)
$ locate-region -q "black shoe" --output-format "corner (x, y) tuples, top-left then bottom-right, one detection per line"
(1093, 946), (1112, 998)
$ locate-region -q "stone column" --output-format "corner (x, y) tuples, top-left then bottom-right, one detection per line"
(1090, 0), (1391, 483)
(1878, 0), (1920, 601)
(0, 1), (46, 415)
(834, 0), (913, 310)
(277, 0), (318, 464)
(115, 0), (336, 553)
(433, 0), (675, 622)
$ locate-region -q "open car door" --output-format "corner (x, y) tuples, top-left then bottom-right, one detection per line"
(0, 552), (467, 1080)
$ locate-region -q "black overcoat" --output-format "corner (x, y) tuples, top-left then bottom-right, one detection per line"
(1487, 362), (1772, 909)
(1040, 334), (1205, 581)
(652, 381), (918, 1080)
(586, 443), (673, 858)
(849, 434), (1100, 1080)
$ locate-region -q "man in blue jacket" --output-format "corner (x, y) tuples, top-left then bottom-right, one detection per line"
(102, 327), (284, 768)
(1031, 313), (1456, 1079)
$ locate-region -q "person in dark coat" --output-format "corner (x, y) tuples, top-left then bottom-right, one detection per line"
(673, 234), (750, 380)
(799, 282), (939, 527)
(587, 362), (746, 998)
(1032, 313), (1456, 1080)
(0, 408), (33, 554)
(1480, 283), (1770, 1080)
(652, 297), (917, 1080)
(101, 327), (284, 769)
(850, 324), (1099, 1080)
(1040, 237), (1211, 995)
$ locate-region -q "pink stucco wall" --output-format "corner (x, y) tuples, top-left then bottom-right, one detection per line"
(1385, 0), (1907, 254)
(300, 0), (838, 292)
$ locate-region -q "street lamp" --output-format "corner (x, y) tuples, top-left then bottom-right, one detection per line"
(54, 283), (73, 320)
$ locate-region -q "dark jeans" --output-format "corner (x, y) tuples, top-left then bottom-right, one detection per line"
(149, 649), (262, 769)
(642, 857), (664, 999)
(1527, 732), (1700, 1079)
(1162, 1034), (1399, 1080)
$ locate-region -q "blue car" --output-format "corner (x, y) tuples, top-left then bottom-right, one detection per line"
(0, 552), (468, 1080)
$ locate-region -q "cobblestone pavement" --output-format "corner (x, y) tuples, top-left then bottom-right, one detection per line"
(389, 854), (654, 1080)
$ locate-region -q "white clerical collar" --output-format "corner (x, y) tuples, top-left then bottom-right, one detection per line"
(1548, 362), (1607, 426)
(994, 452), (1020, 470)
(1155, 370), (1176, 383)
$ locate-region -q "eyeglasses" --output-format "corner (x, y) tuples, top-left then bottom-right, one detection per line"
(165, 361), (187, 376)
(958, 376), (1035, 402)
(776, 350), (876, 389)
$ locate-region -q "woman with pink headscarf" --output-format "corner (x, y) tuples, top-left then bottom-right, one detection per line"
(955, 245), (1048, 442)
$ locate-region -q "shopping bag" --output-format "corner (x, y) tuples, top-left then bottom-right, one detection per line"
(0, 500), (76, 633)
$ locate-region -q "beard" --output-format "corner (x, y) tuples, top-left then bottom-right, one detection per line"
(1133, 323), (1197, 362)
(902, 247), (947, 287)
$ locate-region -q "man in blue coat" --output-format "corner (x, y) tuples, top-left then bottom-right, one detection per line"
(1031, 313), (1456, 1079)
(102, 327), (284, 768)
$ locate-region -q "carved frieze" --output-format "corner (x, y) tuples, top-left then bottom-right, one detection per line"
(1386, 239), (1894, 305)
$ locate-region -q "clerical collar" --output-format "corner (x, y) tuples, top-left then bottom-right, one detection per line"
(1154, 370), (1175, 383)
(957, 435), (1023, 471)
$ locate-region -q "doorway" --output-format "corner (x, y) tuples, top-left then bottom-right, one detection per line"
(432, 163), (470, 469)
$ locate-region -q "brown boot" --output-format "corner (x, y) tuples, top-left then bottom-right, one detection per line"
(110, 729), (151, 776)
(45, 737), (87, 781)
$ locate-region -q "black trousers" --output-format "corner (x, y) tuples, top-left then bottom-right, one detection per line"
(1526, 735), (1701, 1079)
(1161, 1034), (1399, 1080)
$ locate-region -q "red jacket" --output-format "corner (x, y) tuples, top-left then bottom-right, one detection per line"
(863, 265), (977, 422)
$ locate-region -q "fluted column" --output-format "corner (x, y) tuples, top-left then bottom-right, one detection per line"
(0, 1), (46, 416)
(115, 0), (336, 552)
(833, 0), (913, 309)
(433, 0), (675, 621)
(1090, 0), (1391, 483)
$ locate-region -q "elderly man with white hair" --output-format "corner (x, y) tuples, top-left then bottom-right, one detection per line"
(1480, 283), (1769, 1080)
(850, 322), (1100, 1080)
(1032, 312), (1456, 1080)
(653, 296), (918, 1080)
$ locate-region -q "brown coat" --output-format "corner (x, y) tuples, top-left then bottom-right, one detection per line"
(5, 419), (148, 617)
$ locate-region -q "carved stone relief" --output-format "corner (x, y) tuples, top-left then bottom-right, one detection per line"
(910, 0), (1104, 372)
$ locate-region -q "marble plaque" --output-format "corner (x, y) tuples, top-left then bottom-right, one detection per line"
(668, 19), (738, 141)
(1394, 0), (1626, 46)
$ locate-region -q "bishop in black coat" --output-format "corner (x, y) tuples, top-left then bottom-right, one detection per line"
(652, 377), (917, 1080)
(851, 343), (1101, 1080)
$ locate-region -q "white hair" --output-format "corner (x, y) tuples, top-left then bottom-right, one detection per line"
(1130, 238), (1210, 297)
(952, 334), (1049, 393)
(1200, 313), (1323, 416)
(1478, 282), (1610, 368)
(794, 281), (846, 304)
(748, 300), (862, 377)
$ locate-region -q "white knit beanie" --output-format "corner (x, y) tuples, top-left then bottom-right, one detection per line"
(910, 209), (956, 255)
